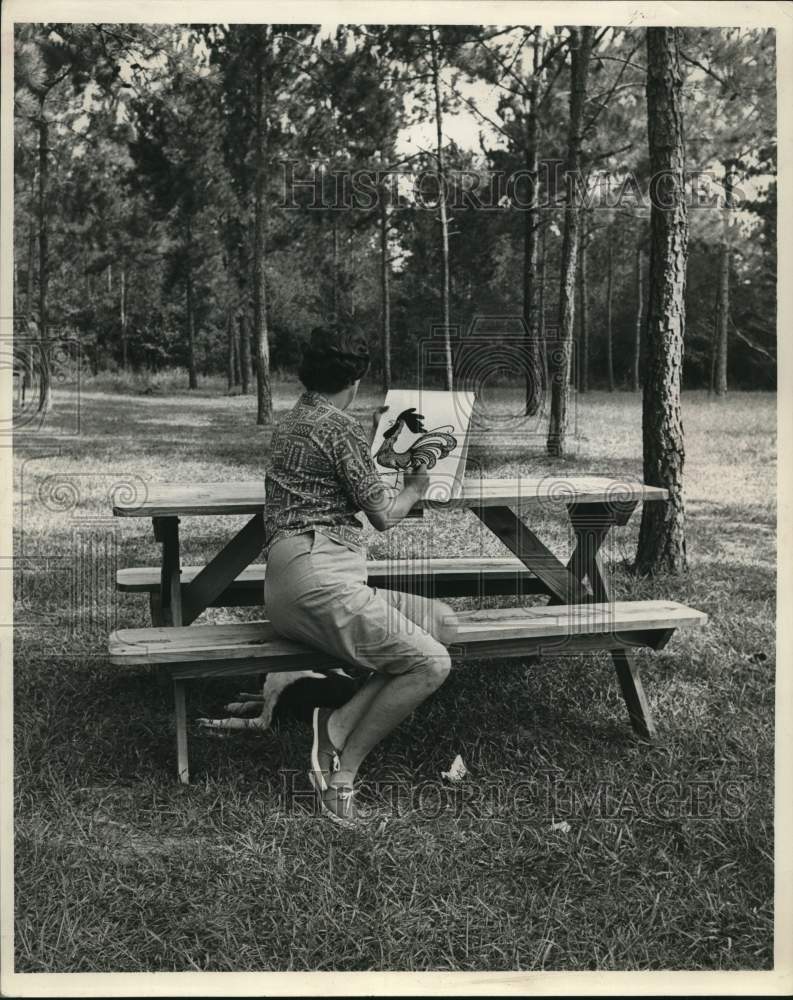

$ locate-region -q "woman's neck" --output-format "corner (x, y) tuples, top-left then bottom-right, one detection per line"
(322, 383), (358, 411)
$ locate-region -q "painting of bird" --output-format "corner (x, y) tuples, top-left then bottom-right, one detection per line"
(375, 407), (458, 472)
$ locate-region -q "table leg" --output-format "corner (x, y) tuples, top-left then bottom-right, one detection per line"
(565, 501), (635, 599)
(173, 678), (190, 784)
(612, 652), (656, 740)
(569, 502), (656, 740)
(153, 516), (182, 626)
(473, 505), (588, 605)
(149, 592), (163, 627)
(180, 512), (265, 625)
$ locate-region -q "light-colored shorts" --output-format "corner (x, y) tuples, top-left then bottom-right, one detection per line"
(264, 530), (451, 675)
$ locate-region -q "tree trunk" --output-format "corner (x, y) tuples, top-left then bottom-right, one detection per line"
(606, 226), (615, 392)
(429, 25), (453, 390)
(635, 27), (688, 576)
(379, 194), (392, 391)
(227, 312), (235, 392)
(233, 316), (243, 386)
(249, 329), (258, 378)
(239, 314), (252, 394)
(332, 216), (340, 320)
(120, 263), (128, 371)
(578, 212), (590, 394)
(633, 246), (643, 391)
(239, 313), (253, 396)
(37, 105), (51, 413)
(13, 245), (19, 315)
(26, 217), (35, 317)
(185, 221), (198, 390)
(185, 268), (198, 389)
(547, 27), (594, 456)
(253, 27), (273, 423)
(524, 26), (543, 416)
(539, 215), (548, 400)
(708, 268), (719, 394)
(349, 237), (356, 317)
(715, 246), (729, 392)
(715, 159), (733, 396)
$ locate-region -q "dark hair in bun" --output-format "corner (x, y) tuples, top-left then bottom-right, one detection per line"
(297, 322), (370, 394)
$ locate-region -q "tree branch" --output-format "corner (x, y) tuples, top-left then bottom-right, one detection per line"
(538, 55), (566, 112)
(679, 49), (737, 97)
(595, 53), (647, 74)
(582, 39), (642, 137)
(443, 79), (513, 140)
(729, 313), (776, 362)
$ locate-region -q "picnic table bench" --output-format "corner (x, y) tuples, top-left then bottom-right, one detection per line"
(109, 476), (707, 782)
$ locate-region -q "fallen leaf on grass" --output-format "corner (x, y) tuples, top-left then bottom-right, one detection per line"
(441, 754), (468, 782)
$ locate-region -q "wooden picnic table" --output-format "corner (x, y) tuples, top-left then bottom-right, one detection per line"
(113, 475), (668, 739)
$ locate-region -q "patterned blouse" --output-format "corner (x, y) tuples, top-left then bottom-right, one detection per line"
(264, 390), (399, 556)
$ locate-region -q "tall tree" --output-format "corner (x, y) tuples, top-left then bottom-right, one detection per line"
(538, 214), (549, 394)
(605, 219), (616, 391)
(252, 25), (271, 421)
(714, 158), (735, 396)
(635, 27), (689, 575)
(205, 23), (318, 423)
(522, 27), (544, 413)
(547, 26), (595, 456)
(428, 25), (453, 389)
(578, 211), (590, 393)
(633, 244), (644, 392)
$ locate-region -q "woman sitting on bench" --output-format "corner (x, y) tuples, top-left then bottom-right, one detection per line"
(264, 323), (458, 828)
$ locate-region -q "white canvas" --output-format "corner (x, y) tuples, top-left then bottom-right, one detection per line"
(370, 389), (476, 501)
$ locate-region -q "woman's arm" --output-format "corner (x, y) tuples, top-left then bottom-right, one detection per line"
(368, 404), (389, 446)
(362, 469), (429, 532)
(330, 418), (430, 532)
(362, 404), (430, 529)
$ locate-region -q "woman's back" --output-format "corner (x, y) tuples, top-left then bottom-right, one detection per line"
(264, 389), (386, 555)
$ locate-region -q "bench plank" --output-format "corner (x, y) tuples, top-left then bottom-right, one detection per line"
(162, 631), (675, 682)
(109, 600), (706, 667)
(117, 558), (540, 590)
(449, 601), (705, 642)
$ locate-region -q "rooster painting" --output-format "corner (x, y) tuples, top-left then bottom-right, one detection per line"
(375, 407), (458, 472)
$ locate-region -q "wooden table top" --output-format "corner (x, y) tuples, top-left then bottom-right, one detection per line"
(113, 476), (668, 518)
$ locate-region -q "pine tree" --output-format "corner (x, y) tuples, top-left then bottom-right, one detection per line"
(547, 26), (595, 456)
(635, 27), (689, 575)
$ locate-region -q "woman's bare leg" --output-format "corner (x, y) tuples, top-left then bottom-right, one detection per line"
(326, 593), (456, 754)
(326, 673), (388, 749)
(330, 653), (450, 787)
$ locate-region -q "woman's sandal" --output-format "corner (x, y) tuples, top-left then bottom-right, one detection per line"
(311, 707), (343, 792)
(308, 771), (360, 828)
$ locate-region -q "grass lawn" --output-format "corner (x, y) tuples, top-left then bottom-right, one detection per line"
(12, 380), (775, 972)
